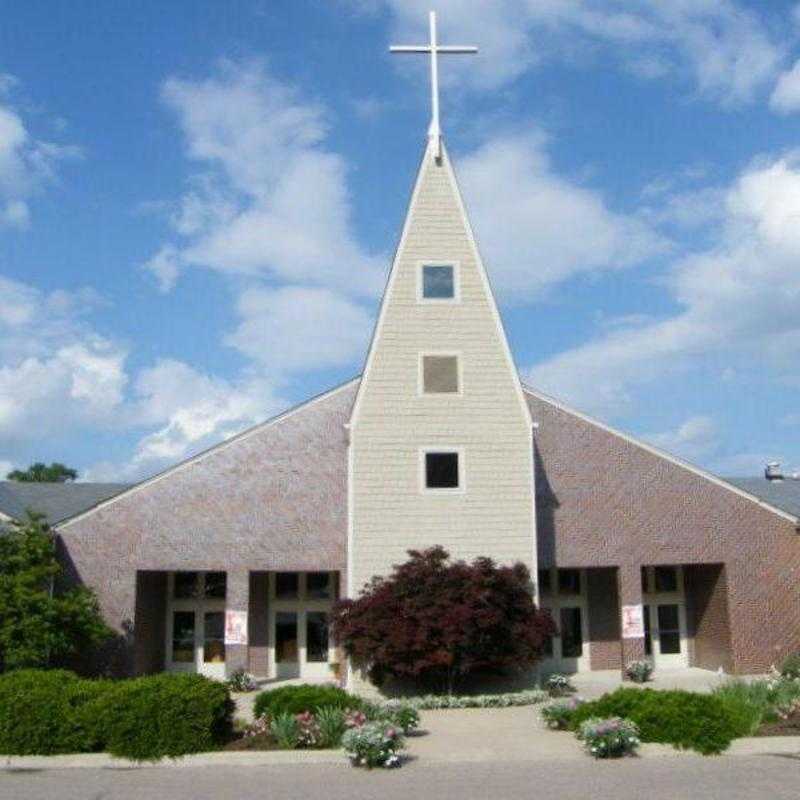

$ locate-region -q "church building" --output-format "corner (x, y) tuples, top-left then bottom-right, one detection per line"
(54, 16), (800, 686)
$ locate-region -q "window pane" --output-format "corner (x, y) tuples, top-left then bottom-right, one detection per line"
(425, 452), (459, 489)
(172, 611), (195, 663)
(654, 567), (678, 593)
(537, 569), (552, 595)
(275, 612), (298, 662)
(306, 612), (329, 663)
(657, 604), (681, 655)
(560, 607), (583, 658)
(203, 612), (226, 663)
(204, 572), (226, 599)
(558, 569), (581, 595)
(643, 605), (652, 656)
(423, 356), (459, 393)
(174, 572), (198, 599)
(422, 265), (454, 299)
(275, 572), (299, 599)
(307, 572), (331, 599)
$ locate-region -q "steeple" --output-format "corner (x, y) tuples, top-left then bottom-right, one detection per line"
(390, 11), (477, 160)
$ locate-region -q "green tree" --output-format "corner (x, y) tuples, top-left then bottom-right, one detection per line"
(0, 512), (112, 671)
(6, 462), (78, 482)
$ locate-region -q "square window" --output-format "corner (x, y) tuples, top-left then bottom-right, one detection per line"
(421, 265), (455, 299)
(204, 572), (226, 599)
(425, 451), (460, 489)
(174, 571), (199, 599)
(558, 569), (581, 595)
(537, 569), (552, 595)
(275, 572), (299, 599)
(654, 566), (678, 593)
(172, 611), (195, 663)
(307, 572), (332, 599)
(422, 355), (459, 394)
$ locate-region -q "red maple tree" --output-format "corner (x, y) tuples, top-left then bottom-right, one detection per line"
(332, 546), (555, 693)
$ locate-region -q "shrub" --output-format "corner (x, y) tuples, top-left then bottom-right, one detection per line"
(780, 653), (800, 681)
(226, 669), (257, 693)
(625, 660), (653, 683)
(545, 673), (574, 697)
(569, 688), (743, 755)
(711, 680), (771, 735)
(92, 673), (233, 761)
(269, 712), (299, 749)
(577, 717), (640, 759)
(541, 697), (584, 730)
(0, 669), (112, 755)
(341, 721), (404, 768)
(253, 684), (363, 719)
(332, 546), (555, 693)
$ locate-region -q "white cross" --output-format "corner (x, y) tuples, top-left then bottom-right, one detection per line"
(390, 11), (477, 160)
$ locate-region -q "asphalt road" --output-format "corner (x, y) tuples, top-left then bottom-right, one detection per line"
(3, 755), (800, 800)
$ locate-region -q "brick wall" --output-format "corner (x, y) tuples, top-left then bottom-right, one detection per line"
(587, 568), (621, 669)
(248, 572), (269, 676)
(685, 563), (733, 672)
(133, 571), (166, 675)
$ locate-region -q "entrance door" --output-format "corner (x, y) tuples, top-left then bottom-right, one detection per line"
(166, 572), (227, 680)
(642, 567), (688, 668)
(269, 572), (336, 680)
(537, 568), (590, 673)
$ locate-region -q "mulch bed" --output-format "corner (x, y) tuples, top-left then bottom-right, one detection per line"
(223, 733), (283, 751)
(754, 711), (800, 737)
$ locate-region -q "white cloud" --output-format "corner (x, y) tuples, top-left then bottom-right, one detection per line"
(226, 286), (372, 372)
(0, 93), (80, 229)
(526, 150), (800, 416)
(458, 130), (667, 301)
(367, 0), (784, 106)
(770, 59), (800, 114)
(642, 415), (719, 463)
(0, 460), (14, 479)
(145, 61), (385, 296)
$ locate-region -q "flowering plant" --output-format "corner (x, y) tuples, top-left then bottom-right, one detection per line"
(344, 709), (368, 728)
(625, 660), (654, 684)
(341, 721), (404, 768)
(295, 711), (322, 748)
(545, 673), (575, 697)
(378, 700), (420, 734)
(226, 669), (258, 693)
(541, 696), (584, 730)
(578, 717), (640, 759)
(409, 689), (548, 709)
(241, 716), (270, 739)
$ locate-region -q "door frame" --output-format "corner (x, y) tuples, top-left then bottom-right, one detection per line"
(538, 567), (591, 673)
(165, 571), (227, 680)
(642, 566), (689, 669)
(267, 572), (337, 680)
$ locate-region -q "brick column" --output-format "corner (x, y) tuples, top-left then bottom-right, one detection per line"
(225, 569), (250, 677)
(617, 564), (645, 676)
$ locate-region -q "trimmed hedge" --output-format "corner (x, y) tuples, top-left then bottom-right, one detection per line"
(92, 673), (234, 760)
(568, 688), (745, 755)
(254, 684), (364, 719)
(0, 669), (112, 755)
(0, 670), (233, 760)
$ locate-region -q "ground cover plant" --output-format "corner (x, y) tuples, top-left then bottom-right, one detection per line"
(404, 689), (548, 709)
(332, 546), (555, 693)
(577, 717), (640, 759)
(564, 687), (749, 755)
(712, 674), (800, 736)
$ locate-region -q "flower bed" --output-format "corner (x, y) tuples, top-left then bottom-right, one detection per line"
(541, 697), (585, 730)
(404, 689), (548, 709)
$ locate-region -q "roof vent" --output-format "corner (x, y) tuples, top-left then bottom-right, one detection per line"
(765, 462), (784, 482)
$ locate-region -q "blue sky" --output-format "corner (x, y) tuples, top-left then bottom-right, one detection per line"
(1, 0), (800, 481)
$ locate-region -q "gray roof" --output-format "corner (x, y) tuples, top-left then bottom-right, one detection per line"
(725, 478), (800, 519)
(0, 481), (131, 525)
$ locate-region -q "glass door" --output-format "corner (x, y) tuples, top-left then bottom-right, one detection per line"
(274, 611), (300, 679)
(642, 567), (688, 668)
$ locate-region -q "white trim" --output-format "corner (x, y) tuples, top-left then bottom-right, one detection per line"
(57, 378), (361, 530)
(418, 351), (463, 396)
(350, 141), (431, 427)
(419, 446), (465, 495)
(522, 383), (800, 526)
(416, 260), (461, 304)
